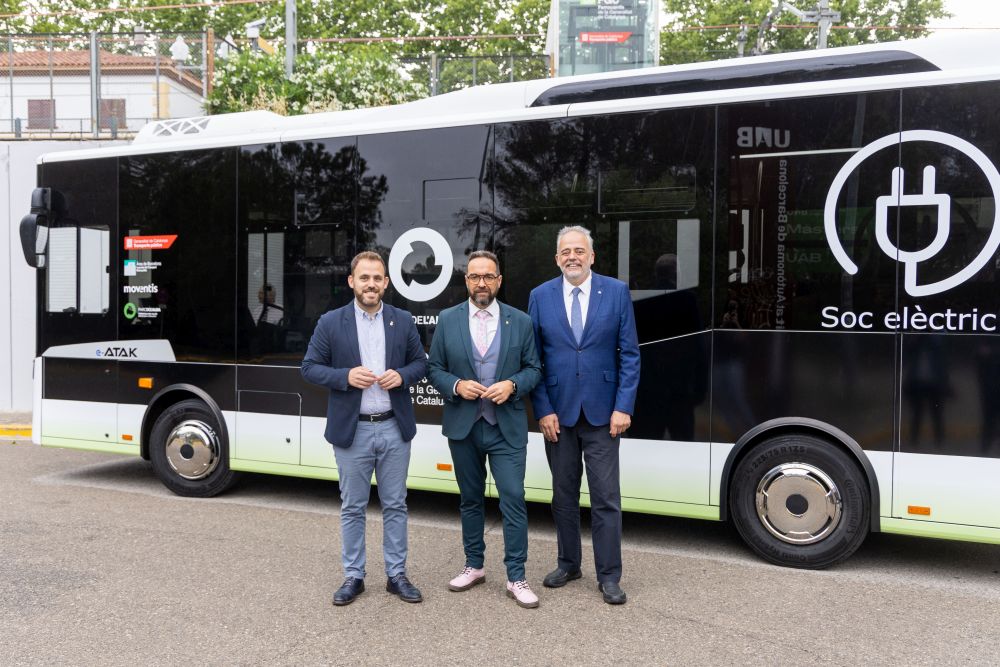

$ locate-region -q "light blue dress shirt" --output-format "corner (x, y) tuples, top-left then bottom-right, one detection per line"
(354, 301), (392, 414)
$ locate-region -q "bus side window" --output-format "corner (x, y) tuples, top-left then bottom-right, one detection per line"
(46, 225), (109, 315)
(47, 227), (77, 313)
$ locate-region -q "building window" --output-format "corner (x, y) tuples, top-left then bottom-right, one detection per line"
(99, 99), (126, 130)
(27, 99), (56, 130)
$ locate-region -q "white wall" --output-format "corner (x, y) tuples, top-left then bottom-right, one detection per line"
(2, 140), (126, 411)
(1, 76), (205, 132)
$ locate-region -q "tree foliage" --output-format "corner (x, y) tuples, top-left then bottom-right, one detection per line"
(11, 0), (549, 113)
(661, 0), (950, 64)
(205, 47), (427, 115)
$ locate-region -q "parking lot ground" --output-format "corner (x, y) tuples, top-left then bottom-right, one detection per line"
(2, 439), (1000, 665)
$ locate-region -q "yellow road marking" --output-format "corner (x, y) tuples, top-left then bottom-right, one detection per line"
(0, 425), (31, 437)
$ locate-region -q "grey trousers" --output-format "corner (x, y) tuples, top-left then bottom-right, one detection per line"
(333, 418), (411, 579)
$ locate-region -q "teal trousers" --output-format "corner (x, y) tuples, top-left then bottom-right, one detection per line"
(448, 419), (528, 581)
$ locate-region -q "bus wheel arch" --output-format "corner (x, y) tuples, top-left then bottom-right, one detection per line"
(722, 419), (878, 569)
(141, 385), (229, 461)
(141, 386), (239, 497)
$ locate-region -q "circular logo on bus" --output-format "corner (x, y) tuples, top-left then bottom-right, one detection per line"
(388, 228), (454, 302)
(123, 302), (138, 320)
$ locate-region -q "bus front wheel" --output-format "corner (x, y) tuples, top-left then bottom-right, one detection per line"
(149, 399), (240, 497)
(730, 434), (869, 569)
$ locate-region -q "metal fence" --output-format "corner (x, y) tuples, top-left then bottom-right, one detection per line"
(1, 32), (211, 139)
(402, 53), (553, 96)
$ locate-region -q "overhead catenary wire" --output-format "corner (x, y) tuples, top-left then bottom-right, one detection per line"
(0, 0), (276, 22)
(2, 2), (997, 38)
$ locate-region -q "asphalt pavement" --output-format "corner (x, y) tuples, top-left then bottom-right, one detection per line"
(2, 438), (1000, 666)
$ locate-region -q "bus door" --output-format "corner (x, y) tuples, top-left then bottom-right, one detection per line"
(236, 141), (357, 468)
(35, 159), (119, 446)
(892, 82), (1000, 529)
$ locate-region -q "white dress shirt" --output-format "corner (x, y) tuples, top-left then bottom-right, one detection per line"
(562, 272), (593, 329)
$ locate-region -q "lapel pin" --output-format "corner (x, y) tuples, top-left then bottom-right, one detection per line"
(598, 290), (602, 295)
(390, 321), (394, 326)
(505, 320), (510, 325)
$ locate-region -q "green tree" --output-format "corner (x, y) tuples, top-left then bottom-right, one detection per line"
(661, 0), (950, 65)
(206, 47), (427, 115)
(0, 1), (30, 33)
(14, 0), (550, 113)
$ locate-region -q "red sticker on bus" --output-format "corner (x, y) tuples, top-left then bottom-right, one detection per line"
(124, 235), (177, 250)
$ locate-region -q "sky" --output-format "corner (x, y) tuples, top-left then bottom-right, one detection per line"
(932, 0), (1000, 30)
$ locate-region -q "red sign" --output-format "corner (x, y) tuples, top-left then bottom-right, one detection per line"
(579, 32), (632, 44)
(124, 235), (177, 250)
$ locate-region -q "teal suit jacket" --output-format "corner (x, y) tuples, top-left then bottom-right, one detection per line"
(428, 300), (542, 446)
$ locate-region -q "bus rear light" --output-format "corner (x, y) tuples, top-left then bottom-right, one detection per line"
(138, 377), (154, 389)
(908, 505), (931, 516)
(122, 434), (133, 441)
(437, 463), (453, 471)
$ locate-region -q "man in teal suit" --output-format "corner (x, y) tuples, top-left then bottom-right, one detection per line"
(428, 250), (543, 608)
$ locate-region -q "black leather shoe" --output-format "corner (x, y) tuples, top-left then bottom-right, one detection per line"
(543, 567), (582, 588)
(333, 577), (365, 606)
(386, 573), (423, 603)
(598, 581), (627, 605)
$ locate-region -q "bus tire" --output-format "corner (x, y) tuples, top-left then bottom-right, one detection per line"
(729, 433), (869, 569)
(149, 398), (240, 497)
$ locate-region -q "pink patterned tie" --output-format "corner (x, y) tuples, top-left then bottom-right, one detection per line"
(475, 309), (491, 355)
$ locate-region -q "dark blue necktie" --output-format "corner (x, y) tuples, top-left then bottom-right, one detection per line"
(571, 287), (583, 344)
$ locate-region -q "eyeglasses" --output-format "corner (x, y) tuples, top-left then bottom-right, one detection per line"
(465, 273), (499, 284)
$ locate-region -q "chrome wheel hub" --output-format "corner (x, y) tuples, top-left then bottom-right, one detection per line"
(755, 462), (842, 545)
(165, 420), (220, 480)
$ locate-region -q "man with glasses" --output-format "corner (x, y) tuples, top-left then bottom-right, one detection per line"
(428, 250), (542, 608)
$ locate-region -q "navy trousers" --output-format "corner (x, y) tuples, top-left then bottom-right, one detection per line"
(545, 419), (623, 584)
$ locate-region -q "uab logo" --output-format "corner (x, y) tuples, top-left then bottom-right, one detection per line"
(97, 346), (138, 358)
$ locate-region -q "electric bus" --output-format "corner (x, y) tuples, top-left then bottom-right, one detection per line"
(21, 34), (1000, 568)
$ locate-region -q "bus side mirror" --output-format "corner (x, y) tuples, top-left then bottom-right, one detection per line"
(19, 187), (61, 268)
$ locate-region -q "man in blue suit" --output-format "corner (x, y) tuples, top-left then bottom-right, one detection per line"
(302, 251), (427, 607)
(529, 226), (640, 605)
(428, 250), (543, 608)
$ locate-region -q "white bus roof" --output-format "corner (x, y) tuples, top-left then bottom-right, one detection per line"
(38, 32), (1000, 164)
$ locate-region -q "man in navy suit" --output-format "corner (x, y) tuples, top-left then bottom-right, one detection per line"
(428, 250), (542, 608)
(302, 251), (427, 607)
(528, 226), (640, 605)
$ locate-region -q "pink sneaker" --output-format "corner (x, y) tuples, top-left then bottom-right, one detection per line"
(448, 566), (485, 592)
(506, 580), (539, 608)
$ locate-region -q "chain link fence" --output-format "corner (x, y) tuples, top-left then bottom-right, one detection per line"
(1, 32), (211, 139)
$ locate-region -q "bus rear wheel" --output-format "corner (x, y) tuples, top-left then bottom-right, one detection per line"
(149, 399), (240, 497)
(730, 433), (869, 569)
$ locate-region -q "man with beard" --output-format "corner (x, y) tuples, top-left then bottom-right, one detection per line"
(302, 251), (427, 606)
(529, 226), (639, 605)
(427, 250), (542, 608)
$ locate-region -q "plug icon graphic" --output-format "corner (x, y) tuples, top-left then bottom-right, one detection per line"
(825, 130), (1000, 298)
(875, 166), (951, 296)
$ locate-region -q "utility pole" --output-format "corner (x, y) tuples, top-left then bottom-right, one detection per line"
(812, 0), (839, 49)
(754, 1), (841, 54)
(285, 0), (297, 77)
